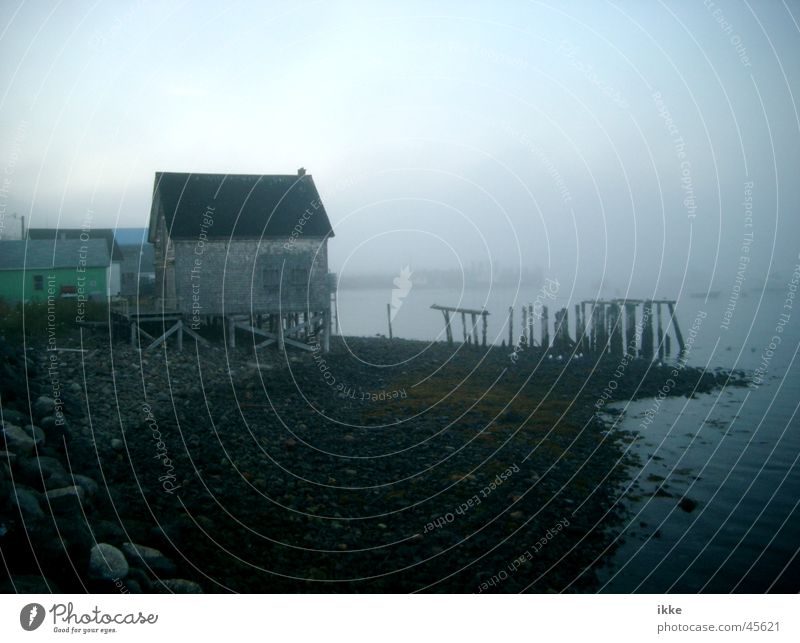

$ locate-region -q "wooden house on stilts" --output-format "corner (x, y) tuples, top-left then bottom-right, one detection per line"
(147, 169), (335, 352)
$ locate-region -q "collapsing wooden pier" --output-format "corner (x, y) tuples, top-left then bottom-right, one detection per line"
(510, 299), (686, 358)
(433, 298), (685, 359)
(431, 304), (490, 347)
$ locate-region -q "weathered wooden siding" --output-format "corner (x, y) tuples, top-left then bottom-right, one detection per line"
(172, 237), (329, 316)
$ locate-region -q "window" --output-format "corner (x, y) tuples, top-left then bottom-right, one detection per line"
(33, 275), (44, 291)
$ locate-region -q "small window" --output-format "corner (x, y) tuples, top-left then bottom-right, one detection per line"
(33, 275), (44, 291)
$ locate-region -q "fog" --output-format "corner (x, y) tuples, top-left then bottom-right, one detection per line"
(1, 1), (798, 301)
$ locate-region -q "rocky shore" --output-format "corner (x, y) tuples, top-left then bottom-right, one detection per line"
(1, 333), (745, 593)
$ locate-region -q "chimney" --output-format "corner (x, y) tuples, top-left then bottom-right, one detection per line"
(297, 167), (306, 176)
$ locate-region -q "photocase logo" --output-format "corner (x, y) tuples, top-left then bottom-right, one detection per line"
(20, 603), (45, 631)
(390, 265), (413, 321)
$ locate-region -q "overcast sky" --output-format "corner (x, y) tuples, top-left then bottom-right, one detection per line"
(1, 1), (798, 299)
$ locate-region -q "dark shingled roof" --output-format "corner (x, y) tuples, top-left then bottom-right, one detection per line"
(149, 172), (334, 241)
(28, 228), (124, 261)
(0, 239), (110, 270)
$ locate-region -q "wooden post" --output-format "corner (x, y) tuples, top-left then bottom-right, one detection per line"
(521, 305), (528, 346)
(386, 303), (393, 340)
(461, 312), (468, 343)
(667, 302), (685, 354)
(541, 305), (549, 349)
(471, 313), (479, 346)
(625, 303), (637, 356)
(590, 304), (599, 354)
(609, 303), (623, 356)
(665, 334), (672, 357)
(595, 302), (606, 355)
(227, 317), (236, 349)
(177, 319), (183, 352)
(508, 306), (513, 347)
(574, 304), (582, 352)
(528, 304), (534, 346)
(443, 310), (453, 344)
(642, 301), (654, 360)
(277, 314), (285, 352)
(481, 311), (488, 347)
(130, 322), (137, 347)
(656, 302), (664, 360)
(553, 307), (570, 350)
(323, 309), (330, 353)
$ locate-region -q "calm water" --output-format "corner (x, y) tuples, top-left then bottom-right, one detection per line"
(337, 283), (800, 592)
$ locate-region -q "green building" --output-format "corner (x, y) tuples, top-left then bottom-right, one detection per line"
(0, 239), (110, 303)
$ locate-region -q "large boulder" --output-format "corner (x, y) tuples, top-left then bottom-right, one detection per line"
(22, 425), (46, 447)
(33, 396), (56, 420)
(17, 456), (67, 490)
(1, 425), (35, 456)
(9, 486), (45, 521)
(72, 474), (99, 497)
(43, 485), (86, 515)
(88, 543), (129, 581)
(121, 542), (176, 576)
(39, 415), (71, 442)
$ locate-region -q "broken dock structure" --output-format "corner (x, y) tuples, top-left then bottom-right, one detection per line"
(508, 298), (685, 359)
(434, 298), (686, 360)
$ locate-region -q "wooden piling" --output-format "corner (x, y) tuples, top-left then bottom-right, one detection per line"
(598, 304), (607, 354)
(443, 310), (453, 344)
(482, 311), (488, 347)
(656, 302), (664, 360)
(277, 315), (285, 351)
(528, 304), (534, 346)
(508, 306), (513, 347)
(609, 303), (623, 356)
(667, 302), (685, 354)
(554, 307), (572, 351)
(323, 309), (330, 353)
(641, 301), (654, 360)
(522, 305), (528, 346)
(625, 303), (637, 355)
(228, 316), (236, 349)
(471, 313), (479, 346)
(541, 305), (549, 348)
(386, 303), (393, 340)
(461, 312), (468, 343)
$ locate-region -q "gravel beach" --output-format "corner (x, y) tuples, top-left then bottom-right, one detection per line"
(1, 333), (745, 593)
